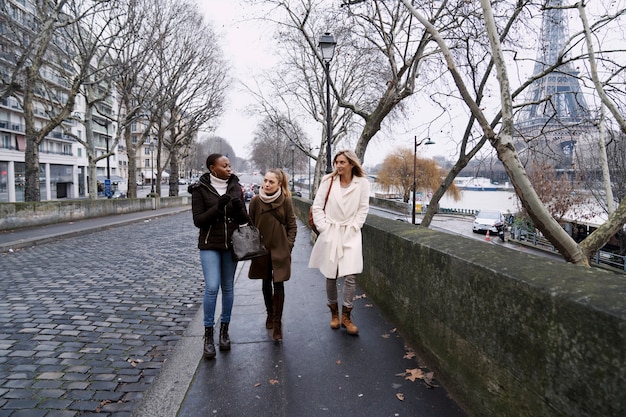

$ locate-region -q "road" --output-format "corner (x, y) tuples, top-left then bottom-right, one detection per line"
(134, 181), (551, 259)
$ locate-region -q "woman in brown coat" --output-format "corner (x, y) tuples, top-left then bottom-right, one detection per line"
(248, 169), (297, 341)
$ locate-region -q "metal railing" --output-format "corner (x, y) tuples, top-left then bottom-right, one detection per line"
(511, 226), (626, 271)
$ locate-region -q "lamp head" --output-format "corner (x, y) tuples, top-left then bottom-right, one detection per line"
(318, 32), (336, 62)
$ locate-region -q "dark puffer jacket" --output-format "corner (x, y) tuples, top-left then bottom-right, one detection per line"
(190, 173), (249, 251)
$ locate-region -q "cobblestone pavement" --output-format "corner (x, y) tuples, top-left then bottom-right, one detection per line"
(0, 212), (203, 416)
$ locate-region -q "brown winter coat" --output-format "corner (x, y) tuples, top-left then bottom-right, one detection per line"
(248, 193), (297, 282)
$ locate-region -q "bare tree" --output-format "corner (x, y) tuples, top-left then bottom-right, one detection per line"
(147, 1), (229, 196)
(249, 0), (449, 195)
(248, 116), (309, 172)
(64, 0), (135, 199)
(401, 0), (626, 265)
(3, 0), (115, 201)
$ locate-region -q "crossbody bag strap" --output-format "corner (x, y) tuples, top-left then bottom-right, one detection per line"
(266, 208), (286, 226)
(323, 175), (334, 210)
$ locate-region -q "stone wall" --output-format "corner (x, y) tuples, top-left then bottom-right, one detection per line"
(292, 197), (626, 417)
(0, 196), (190, 230)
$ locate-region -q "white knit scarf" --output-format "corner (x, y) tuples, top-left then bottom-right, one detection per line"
(259, 187), (281, 204)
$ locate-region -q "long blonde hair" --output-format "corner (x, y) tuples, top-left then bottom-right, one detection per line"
(333, 149), (366, 177)
(266, 168), (291, 198)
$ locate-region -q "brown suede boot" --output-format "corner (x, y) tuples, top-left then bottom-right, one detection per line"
(328, 303), (340, 329)
(341, 306), (358, 335)
(203, 327), (216, 359)
(272, 293), (284, 341)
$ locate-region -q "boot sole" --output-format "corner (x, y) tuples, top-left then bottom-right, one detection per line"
(341, 324), (359, 335)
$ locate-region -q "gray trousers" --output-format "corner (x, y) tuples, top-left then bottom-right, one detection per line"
(326, 275), (356, 308)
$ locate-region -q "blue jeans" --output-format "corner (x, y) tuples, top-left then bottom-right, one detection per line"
(199, 249), (237, 327)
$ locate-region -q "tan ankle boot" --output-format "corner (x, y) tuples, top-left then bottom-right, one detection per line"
(341, 306), (358, 335)
(328, 303), (340, 329)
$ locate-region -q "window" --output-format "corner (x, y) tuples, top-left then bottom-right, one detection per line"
(1, 134), (11, 149)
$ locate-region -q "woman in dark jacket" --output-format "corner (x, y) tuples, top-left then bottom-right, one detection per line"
(248, 169), (297, 341)
(190, 153), (248, 359)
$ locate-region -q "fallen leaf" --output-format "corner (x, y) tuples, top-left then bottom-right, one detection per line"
(423, 371), (438, 388)
(355, 294), (367, 299)
(405, 368), (425, 382)
(336, 360), (342, 365)
(403, 351), (416, 360)
(269, 379), (279, 385)
(396, 393), (405, 401)
(364, 303), (373, 307)
(127, 358), (144, 368)
(254, 382), (261, 387)
(381, 333), (390, 338)
(96, 400), (112, 412)
(390, 328), (397, 333)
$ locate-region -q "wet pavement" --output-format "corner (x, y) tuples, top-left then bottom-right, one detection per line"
(0, 207), (469, 417)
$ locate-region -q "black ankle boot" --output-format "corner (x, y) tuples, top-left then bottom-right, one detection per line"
(219, 322), (230, 351)
(203, 327), (216, 359)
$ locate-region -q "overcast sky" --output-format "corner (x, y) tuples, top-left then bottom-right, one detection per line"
(195, 1), (280, 161)
(193, 0), (441, 168)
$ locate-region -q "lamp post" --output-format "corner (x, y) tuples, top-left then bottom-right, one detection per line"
(104, 134), (111, 198)
(412, 136), (435, 225)
(290, 143), (295, 192)
(149, 140), (155, 194)
(318, 32), (336, 174)
(308, 146), (318, 198)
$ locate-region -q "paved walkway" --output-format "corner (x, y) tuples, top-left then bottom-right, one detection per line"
(0, 207), (468, 417)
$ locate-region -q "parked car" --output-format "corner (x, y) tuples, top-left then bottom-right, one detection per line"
(112, 190), (127, 199)
(178, 178), (188, 185)
(472, 209), (505, 233)
(244, 189), (254, 202)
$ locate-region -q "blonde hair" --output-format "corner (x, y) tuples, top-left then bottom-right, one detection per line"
(266, 168), (291, 198)
(333, 149), (365, 177)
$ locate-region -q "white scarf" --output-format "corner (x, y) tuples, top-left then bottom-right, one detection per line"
(259, 187), (281, 204)
(210, 174), (228, 195)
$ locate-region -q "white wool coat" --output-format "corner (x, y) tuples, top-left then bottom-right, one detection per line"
(308, 173), (370, 279)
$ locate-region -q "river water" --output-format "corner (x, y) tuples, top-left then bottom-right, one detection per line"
(437, 189), (520, 213)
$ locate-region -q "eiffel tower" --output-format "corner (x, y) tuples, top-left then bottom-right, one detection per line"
(514, 0), (596, 170)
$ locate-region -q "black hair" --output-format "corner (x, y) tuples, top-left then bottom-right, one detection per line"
(206, 153), (224, 170)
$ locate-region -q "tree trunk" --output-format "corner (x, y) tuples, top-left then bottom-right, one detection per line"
(169, 144), (179, 197)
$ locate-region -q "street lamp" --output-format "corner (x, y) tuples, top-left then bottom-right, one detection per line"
(412, 136), (435, 225)
(290, 143), (296, 192)
(308, 146), (319, 197)
(318, 32), (336, 174)
(149, 140), (155, 194)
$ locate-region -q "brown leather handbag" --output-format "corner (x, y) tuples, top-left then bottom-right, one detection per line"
(308, 177), (333, 235)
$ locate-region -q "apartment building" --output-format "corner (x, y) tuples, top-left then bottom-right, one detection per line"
(0, 0), (126, 202)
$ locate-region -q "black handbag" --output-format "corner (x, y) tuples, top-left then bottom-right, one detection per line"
(231, 224), (269, 261)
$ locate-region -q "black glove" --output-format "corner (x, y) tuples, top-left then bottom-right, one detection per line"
(218, 194), (231, 210)
(231, 197), (244, 212)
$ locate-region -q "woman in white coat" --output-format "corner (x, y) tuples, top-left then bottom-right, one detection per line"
(308, 150), (370, 335)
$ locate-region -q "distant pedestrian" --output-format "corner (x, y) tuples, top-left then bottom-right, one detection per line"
(308, 150), (370, 335)
(189, 154), (249, 359)
(248, 169), (297, 341)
